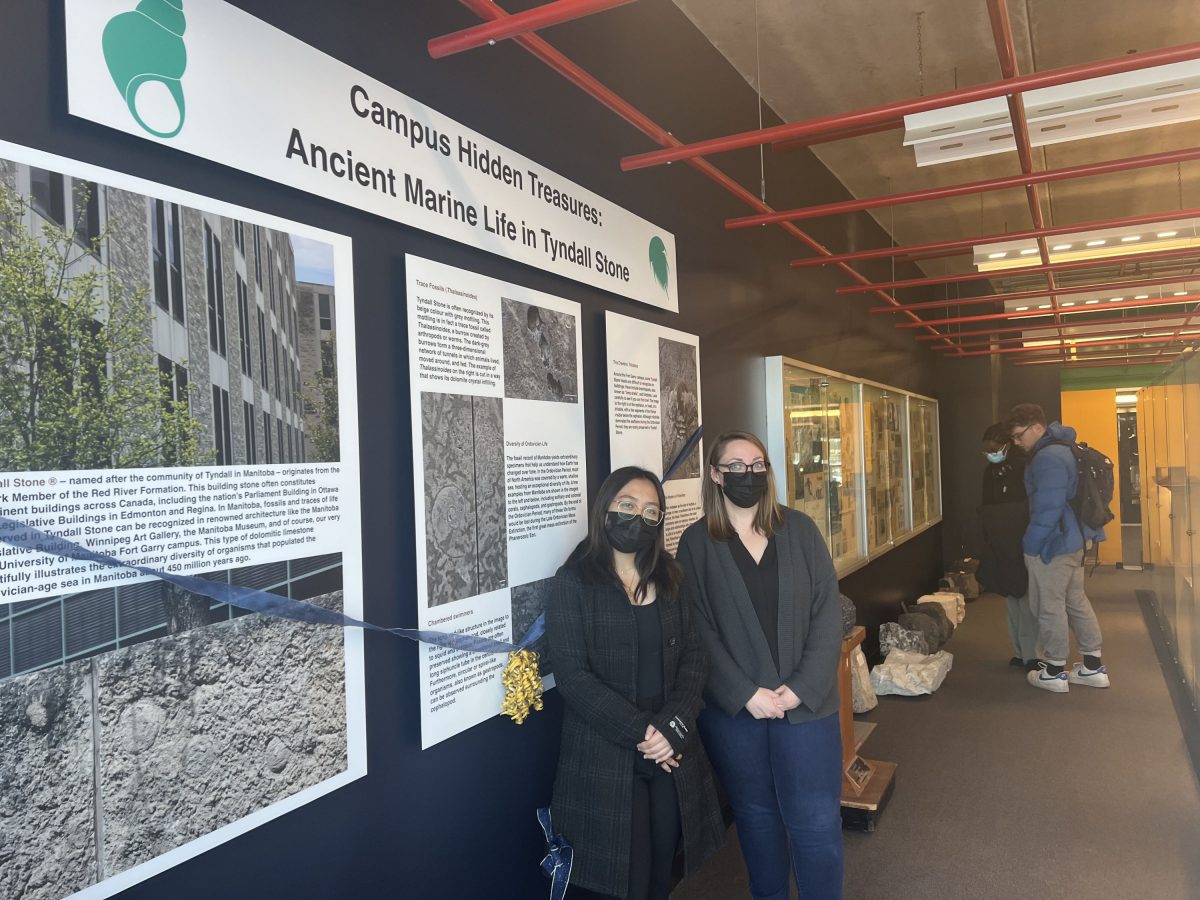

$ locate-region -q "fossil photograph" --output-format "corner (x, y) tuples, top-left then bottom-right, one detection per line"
(501, 298), (578, 404)
(421, 391), (508, 607)
(0, 554), (348, 900)
(658, 338), (700, 480)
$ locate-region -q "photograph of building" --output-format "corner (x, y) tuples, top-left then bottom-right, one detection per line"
(0, 156), (335, 472)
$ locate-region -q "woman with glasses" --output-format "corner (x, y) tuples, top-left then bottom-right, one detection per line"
(545, 466), (723, 900)
(676, 431), (843, 900)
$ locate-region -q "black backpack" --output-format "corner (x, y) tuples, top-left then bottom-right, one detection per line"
(1045, 439), (1115, 531)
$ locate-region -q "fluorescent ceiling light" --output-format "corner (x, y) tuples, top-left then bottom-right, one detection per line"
(904, 59), (1200, 166)
(974, 216), (1200, 271)
(1116, 394), (1138, 404)
(1110, 297), (1124, 302)
(1085, 299), (1100, 304)
(1135, 294), (1149, 299)
(1015, 305), (1030, 310)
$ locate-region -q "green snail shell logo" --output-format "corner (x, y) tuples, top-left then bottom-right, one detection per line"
(649, 236), (670, 292)
(102, 0), (188, 139)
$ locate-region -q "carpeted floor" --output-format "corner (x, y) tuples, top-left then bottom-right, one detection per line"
(671, 566), (1200, 900)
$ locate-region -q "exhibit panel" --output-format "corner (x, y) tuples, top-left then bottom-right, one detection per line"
(766, 357), (937, 578)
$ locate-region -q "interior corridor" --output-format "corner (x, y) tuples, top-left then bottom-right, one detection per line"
(672, 567), (1200, 900)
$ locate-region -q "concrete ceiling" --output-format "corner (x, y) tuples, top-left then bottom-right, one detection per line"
(672, 0), (1200, 286)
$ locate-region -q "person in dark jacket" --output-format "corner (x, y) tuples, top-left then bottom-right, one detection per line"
(977, 422), (1038, 669)
(546, 466), (723, 900)
(1008, 404), (1110, 693)
(677, 431), (843, 900)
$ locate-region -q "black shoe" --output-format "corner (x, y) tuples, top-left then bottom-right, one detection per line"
(1024, 659), (1041, 672)
(1009, 657), (1024, 667)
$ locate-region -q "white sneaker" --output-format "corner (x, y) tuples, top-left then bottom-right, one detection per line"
(1027, 664), (1069, 693)
(1068, 662), (1110, 688)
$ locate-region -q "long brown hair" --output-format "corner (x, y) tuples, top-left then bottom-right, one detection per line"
(701, 430), (785, 541)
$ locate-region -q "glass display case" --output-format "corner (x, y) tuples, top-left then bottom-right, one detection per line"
(863, 386), (909, 551)
(909, 397), (940, 528)
(767, 357), (938, 576)
(778, 362), (865, 573)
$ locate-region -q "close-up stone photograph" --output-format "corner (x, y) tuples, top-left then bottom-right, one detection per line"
(659, 337), (700, 479)
(0, 562), (348, 900)
(421, 392), (508, 607)
(500, 297), (578, 404)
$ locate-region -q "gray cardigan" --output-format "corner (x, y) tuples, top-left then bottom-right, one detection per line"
(676, 509), (842, 723)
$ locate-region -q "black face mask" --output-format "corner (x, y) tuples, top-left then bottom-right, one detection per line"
(721, 471), (769, 509)
(604, 511), (659, 554)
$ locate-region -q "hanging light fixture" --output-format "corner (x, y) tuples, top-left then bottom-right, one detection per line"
(904, 59), (1200, 166)
(974, 215), (1200, 271)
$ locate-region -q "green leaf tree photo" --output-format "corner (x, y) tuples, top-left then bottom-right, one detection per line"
(303, 338), (340, 462)
(0, 182), (205, 471)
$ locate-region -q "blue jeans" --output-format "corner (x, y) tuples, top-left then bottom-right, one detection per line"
(699, 709), (843, 900)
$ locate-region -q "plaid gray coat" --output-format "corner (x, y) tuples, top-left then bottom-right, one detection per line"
(545, 563), (725, 898)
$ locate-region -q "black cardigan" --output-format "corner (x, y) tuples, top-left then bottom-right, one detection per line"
(544, 563), (724, 897)
(676, 509), (842, 723)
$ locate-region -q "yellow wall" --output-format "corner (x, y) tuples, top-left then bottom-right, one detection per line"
(1060, 389), (1122, 564)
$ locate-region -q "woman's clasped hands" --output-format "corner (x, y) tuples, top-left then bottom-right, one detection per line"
(745, 685), (802, 719)
(638, 723), (681, 773)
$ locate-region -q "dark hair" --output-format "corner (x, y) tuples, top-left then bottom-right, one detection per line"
(566, 466), (682, 603)
(981, 422), (1010, 444)
(701, 430), (785, 541)
(1006, 403), (1046, 430)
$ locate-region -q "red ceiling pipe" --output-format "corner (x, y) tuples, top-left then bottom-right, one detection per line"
(838, 245), (1200, 295)
(873, 272), (1200, 314)
(429, 0), (638, 58)
(990, 0), (1060, 349)
(791, 207), (1200, 270)
(621, 41), (1200, 171)
(952, 333), (1195, 358)
(917, 308), (1200, 341)
(896, 292), (1200, 329)
(1149, 305), (1200, 361)
(1013, 348), (1184, 362)
(1011, 349), (1187, 365)
(771, 118), (904, 153)
(942, 321), (1198, 351)
(736, 146), (1200, 231)
(1013, 355), (1185, 368)
(450, 2), (956, 344)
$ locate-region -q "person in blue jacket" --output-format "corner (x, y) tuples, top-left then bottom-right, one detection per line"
(1007, 404), (1110, 693)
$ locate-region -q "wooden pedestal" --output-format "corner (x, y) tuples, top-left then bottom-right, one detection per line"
(837, 626), (897, 831)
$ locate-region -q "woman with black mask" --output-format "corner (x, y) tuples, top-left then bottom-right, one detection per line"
(677, 431), (843, 900)
(545, 466), (723, 900)
(977, 421), (1037, 669)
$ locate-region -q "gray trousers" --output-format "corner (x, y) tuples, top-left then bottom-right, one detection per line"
(1004, 594), (1039, 662)
(1024, 551), (1103, 665)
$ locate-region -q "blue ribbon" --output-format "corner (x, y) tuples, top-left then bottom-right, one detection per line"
(0, 426), (700, 656)
(663, 424), (703, 482)
(0, 518), (544, 653)
(537, 806), (573, 900)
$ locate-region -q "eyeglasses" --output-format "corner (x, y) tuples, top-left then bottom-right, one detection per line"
(613, 498), (664, 526)
(1010, 425), (1033, 443)
(716, 460), (769, 474)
